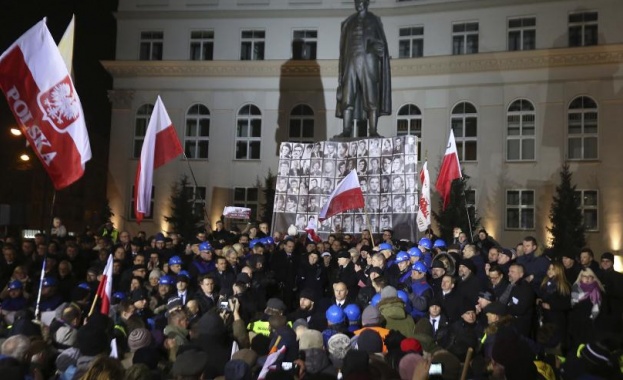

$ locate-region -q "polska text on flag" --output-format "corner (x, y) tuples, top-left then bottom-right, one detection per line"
(416, 161), (431, 231)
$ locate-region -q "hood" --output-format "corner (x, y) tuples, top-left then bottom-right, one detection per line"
(378, 297), (408, 320)
(303, 348), (333, 374)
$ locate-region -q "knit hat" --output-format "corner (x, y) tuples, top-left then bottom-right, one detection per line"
(133, 347), (159, 370)
(166, 297), (183, 312)
(399, 353), (424, 380)
(483, 302), (507, 316)
(292, 318), (308, 333)
(361, 305), (381, 326)
(130, 288), (147, 303)
(459, 259), (477, 274)
(171, 348), (209, 376)
(299, 329), (324, 350)
(224, 359), (252, 380)
(337, 250), (351, 259)
(501, 249), (514, 259)
(356, 329), (383, 354)
(431, 350), (462, 380)
(369, 267), (383, 276)
(380, 285), (397, 299)
(478, 291), (494, 302)
(327, 333), (351, 360)
(128, 328), (152, 352)
(601, 252), (615, 262)
(77, 325), (109, 356)
(231, 349), (258, 368)
(400, 338), (422, 354)
(460, 301), (476, 317)
(299, 288), (317, 303)
(266, 297), (287, 312)
(579, 341), (617, 369)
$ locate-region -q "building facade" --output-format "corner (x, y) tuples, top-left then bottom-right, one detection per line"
(104, 0), (623, 257)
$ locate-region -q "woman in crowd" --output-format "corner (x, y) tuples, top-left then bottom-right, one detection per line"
(537, 261), (571, 352)
(568, 267), (605, 350)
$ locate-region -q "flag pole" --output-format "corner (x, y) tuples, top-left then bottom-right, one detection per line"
(461, 187), (474, 243)
(88, 292), (100, 317)
(33, 255), (46, 321)
(182, 152), (211, 229)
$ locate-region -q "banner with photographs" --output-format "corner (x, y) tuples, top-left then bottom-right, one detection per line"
(272, 136), (420, 241)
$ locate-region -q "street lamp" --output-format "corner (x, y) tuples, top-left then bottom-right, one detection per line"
(10, 128), (21, 136)
(19, 153), (30, 161)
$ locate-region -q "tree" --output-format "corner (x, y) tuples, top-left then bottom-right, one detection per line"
(99, 198), (114, 226)
(164, 176), (203, 239)
(259, 169), (276, 227)
(548, 163), (585, 258)
(433, 169), (480, 243)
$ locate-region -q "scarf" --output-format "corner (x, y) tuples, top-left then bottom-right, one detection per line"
(579, 281), (602, 305)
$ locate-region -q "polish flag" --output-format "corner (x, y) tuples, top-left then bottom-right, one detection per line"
(435, 130), (462, 210)
(0, 20), (91, 190)
(134, 96), (183, 222)
(416, 161), (431, 231)
(318, 171), (365, 222)
(305, 216), (322, 243)
(95, 254), (113, 315)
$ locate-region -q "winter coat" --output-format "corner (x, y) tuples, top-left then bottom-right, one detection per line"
(377, 297), (415, 337)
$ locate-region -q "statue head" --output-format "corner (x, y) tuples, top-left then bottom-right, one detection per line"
(354, 0), (369, 11)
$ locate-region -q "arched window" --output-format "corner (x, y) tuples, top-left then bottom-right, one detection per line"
(185, 104), (210, 159)
(451, 102), (477, 161)
(507, 99), (535, 161)
(289, 104), (314, 142)
(397, 104), (422, 159)
(134, 104), (154, 158)
(236, 104), (262, 159)
(568, 96), (598, 160)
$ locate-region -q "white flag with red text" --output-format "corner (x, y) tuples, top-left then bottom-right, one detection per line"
(95, 254), (113, 315)
(134, 96), (183, 222)
(416, 161), (431, 232)
(318, 171), (365, 222)
(0, 20), (91, 190)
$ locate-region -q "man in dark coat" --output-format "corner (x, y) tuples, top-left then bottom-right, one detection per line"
(457, 259), (482, 306)
(270, 238), (300, 310)
(336, 250), (359, 298)
(505, 263), (535, 337)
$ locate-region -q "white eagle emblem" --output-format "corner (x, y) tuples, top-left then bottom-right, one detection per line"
(38, 76), (81, 131)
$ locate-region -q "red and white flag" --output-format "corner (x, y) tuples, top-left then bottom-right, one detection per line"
(134, 96), (183, 222)
(416, 161), (431, 232)
(95, 254), (113, 315)
(318, 171), (365, 222)
(0, 20), (91, 190)
(305, 216), (322, 243)
(435, 130), (462, 210)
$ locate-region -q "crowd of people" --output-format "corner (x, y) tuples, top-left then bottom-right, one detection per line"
(0, 219), (621, 380)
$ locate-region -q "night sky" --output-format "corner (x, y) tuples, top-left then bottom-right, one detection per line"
(0, 0), (118, 232)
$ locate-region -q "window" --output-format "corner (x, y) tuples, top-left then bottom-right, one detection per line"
(452, 22), (478, 55)
(236, 105), (262, 159)
(508, 17), (536, 51)
(139, 31), (163, 60)
(190, 30), (214, 60)
(398, 26), (424, 58)
(134, 104), (154, 158)
(234, 187), (259, 220)
(575, 190), (598, 231)
(240, 30), (265, 60)
(451, 102), (477, 161)
(292, 30), (317, 60)
(289, 104), (314, 142)
(184, 186), (207, 217)
(185, 104), (210, 159)
(569, 12), (598, 47)
(507, 99), (535, 161)
(568, 96), (598, 160)
(130, 185), (155, 220)
(506, 189), (535, 229)
(396, 104), (422, 156)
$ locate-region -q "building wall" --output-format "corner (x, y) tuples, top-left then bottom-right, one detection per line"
(106, 0), (623, 256)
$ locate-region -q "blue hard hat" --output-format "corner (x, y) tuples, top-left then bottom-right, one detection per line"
(113, 292), (126, 300)
(379, 243), (393, 251)
(408, 247), (422, 258)
(411, 261), (428, 273)
(265, 237), (274, 245)
(371, 293), (382, 306)
(159, 275), (174, 286)
(344, 304), (361, 321)
(42, 277), (57, 287)
(8, 280), (22, 290)
(396, 290), (409, 305)
(395, 251), (410, 263)
(249, 239), (260, 249)
(168, 256), (183, 266)
(418, 238), (432, 250)
(433, 239), (447, 248)
(326, 305), (346, 324)
(77, 282), (91, 291)
(155, 233), (165, 242)
(199, 242), (211, 252)
(177, 270), (190, 279)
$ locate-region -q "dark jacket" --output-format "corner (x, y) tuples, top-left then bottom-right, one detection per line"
(506, 279), (536, 337)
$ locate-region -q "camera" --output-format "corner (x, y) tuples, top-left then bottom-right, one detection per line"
(281, 362), (298, 372)
(429, 363), (443, 376)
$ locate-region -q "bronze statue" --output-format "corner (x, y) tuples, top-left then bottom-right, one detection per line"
(336, 0), (392, 138)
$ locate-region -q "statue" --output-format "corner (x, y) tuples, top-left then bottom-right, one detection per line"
(335, 0), (392, 138)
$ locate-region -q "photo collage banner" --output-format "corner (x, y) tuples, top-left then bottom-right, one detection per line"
(272, 136), (420, 241)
